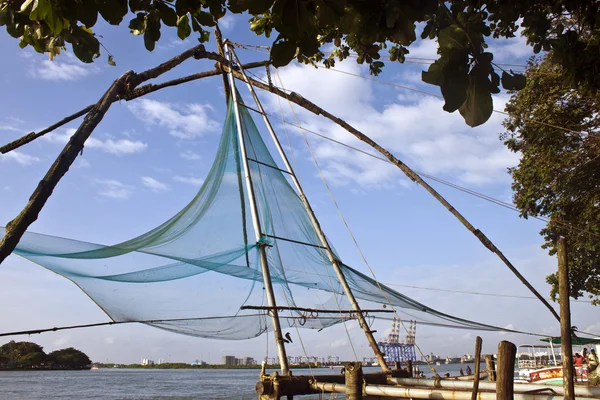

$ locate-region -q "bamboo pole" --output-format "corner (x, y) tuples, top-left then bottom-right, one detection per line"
(345, 362), (363, 400)
(405, 360), (413, 378)
(0, 72), (130, 264)
(496, 341), (516, 400)
(558, 237), (575, 400)
(232, 71), (560, 323)
(225, 44), (289, 375)
(471, 336), (482, 400)
(0, 45), (214, 266)
(388, 376), (600, 397)
(484, 355), (496, 382)
(312, 382), (598, 400)
(227, 47), (391, 373)
(0, 59), (269, 154)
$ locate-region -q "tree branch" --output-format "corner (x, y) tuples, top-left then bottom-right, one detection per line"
(0, 46), (265, 266)
(235, 71), (561, 322)
(0, 71), (133, 265)
(0, 59), (268, 154)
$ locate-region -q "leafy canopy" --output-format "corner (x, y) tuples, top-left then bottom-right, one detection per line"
(0, 340), (92, 369)
(0, 0), (599, 126)
(501, 56), (600, 304)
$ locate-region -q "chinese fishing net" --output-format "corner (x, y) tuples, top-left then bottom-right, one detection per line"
(1, 96), (521, 340)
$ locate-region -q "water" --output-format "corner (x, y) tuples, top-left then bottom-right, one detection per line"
(0, 364), (480, 399)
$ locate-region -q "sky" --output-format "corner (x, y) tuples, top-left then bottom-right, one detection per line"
(0, 14), (598, 366)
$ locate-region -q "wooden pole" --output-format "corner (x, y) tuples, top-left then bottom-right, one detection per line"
(0, 59), (268, 155)
(496, 341), (516, 400)
(484, 355), (496, 382)
(227, 47), (391, 374)
(0, 71), (131, 265)
(558, 237), (575, 400)
(235, 71), (561, 323)
(406, 359), (413, 378)
(225, 44), (289, 375)
(471, 336), (482, 400)
(345, 362), (363, 400)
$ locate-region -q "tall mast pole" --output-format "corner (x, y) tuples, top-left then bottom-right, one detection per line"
(224, 44), (289, 375)
(228, 47), (391, 373)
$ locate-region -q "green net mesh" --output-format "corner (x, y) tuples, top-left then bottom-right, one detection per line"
(2, 96), (515, 339)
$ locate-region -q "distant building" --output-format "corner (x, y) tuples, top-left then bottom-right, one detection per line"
(141, 359), (155, 366)
(222, 355), (237, 365)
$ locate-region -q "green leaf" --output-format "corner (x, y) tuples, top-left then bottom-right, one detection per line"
(229, 0), (274, 14)
(70, 26), (100, 63)
(421, 58), (446, 86)
(30, 0), (51, 21)
(440, 74), (469, 113)
(247, 0), (275, 15)
(144, 28), (156, 51)
(129, 13), (146, 35)
(198, 29), (211, 42)
(129, 0), (149, 12)
(97, 0), (128, 25)
(155, 2), (177, 26)
(193, 10), (215, 27)
(459, 64), (493, 127)
(108, 54), (116, 66)
(270, 37), (297, 67)
(76, 2), (98, 27)
(299, 34), (319, 55)
(19, 0), (35, 14)
(501, 71), (527, 90)
(177, 14), (191, 40)
(438, 25), (469, 54)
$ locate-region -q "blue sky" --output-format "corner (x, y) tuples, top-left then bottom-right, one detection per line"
(1, 15), (597, 365)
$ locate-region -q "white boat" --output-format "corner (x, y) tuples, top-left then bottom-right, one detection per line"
(515, 339), (600, 385)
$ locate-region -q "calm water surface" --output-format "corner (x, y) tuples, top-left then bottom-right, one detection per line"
(0, 365), (475, 399)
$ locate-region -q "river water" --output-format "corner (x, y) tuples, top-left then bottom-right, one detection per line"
(0, 364), (476, 399)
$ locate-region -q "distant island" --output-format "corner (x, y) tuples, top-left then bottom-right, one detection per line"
(0, 340), (92, 370)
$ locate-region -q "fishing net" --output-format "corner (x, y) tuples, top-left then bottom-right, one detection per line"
(2, 95), (516, 340)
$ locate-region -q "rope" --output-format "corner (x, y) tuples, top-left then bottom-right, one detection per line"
(236, 46), (586, 137)
(228, 89), (600, 243)
(272, 70), (362, 363)
(274, 70), (437, 375)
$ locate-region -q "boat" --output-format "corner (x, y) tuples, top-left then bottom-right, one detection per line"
(515, 338), (600, 385)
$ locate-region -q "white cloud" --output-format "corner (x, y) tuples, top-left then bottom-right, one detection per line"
(44, 129), (147, 155)
(219, 15), (236, 31)
(30, 53), (100, 81)
(95, 179), (134, 200)
(179, 150), (201, 161)
(406, 38), (438, 59)
(141, 176), (169, 192)
(128, 99), (220, 139)
(75, 158), (91, 168)
(52, 335), (71, 347)
(0, 150), (40, 166)
(265, 62), (519, 189)
(0, 123), (22, 133)
(173, 175), (204, 186)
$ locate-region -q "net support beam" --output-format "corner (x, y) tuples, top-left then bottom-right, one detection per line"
(225, 44), (290, 375)
(230, 69), (560, 323)
(228, 46), (392, 374)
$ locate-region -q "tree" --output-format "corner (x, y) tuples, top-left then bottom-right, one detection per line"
(1, 0), (599, 126)
(501, 56), (600, 304)
(0, 340), (46, 369)
(47, 347), (92, 369)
